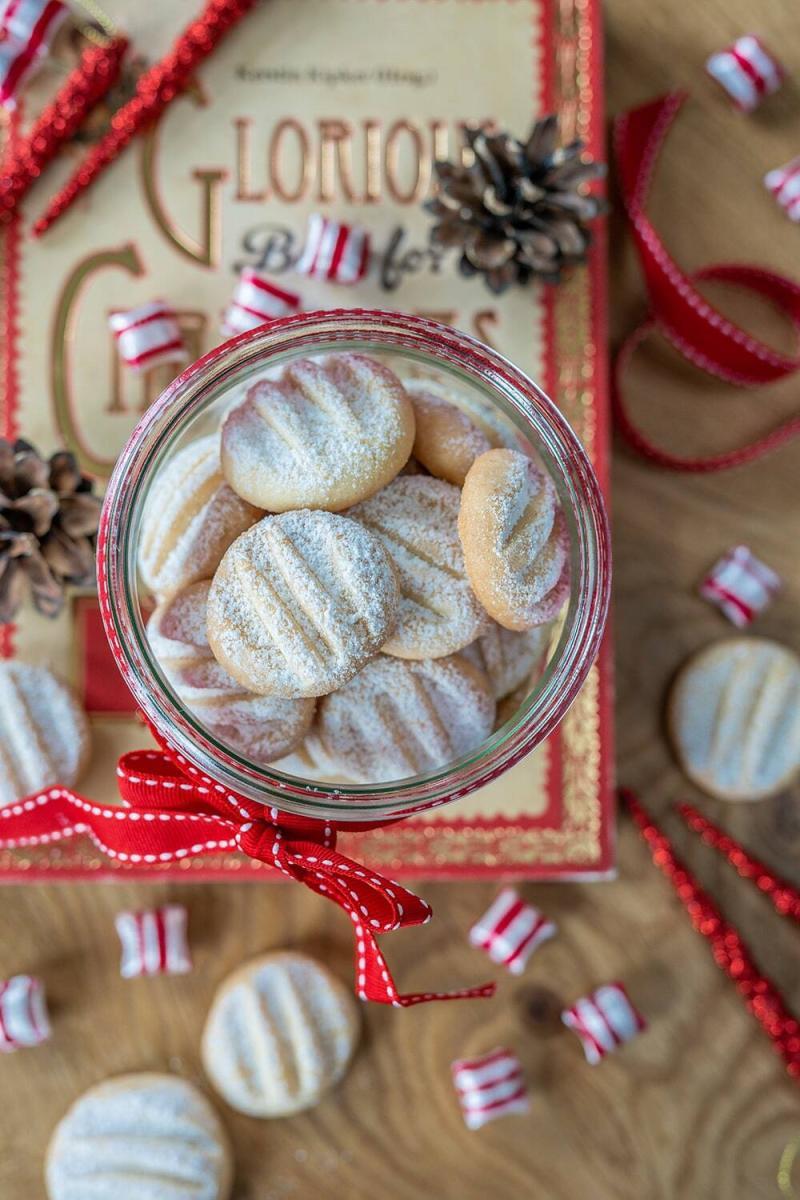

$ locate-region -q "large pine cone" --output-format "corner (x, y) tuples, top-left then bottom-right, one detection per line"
(426, 117), (605, 293)
(0, 439), (102, 623)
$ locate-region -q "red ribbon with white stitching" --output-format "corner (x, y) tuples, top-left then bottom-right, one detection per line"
(0, 739), (494, 1008)
(613, 91), (800, 471)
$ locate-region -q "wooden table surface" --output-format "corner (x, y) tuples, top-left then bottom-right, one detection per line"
(3, 2), (800, 1197)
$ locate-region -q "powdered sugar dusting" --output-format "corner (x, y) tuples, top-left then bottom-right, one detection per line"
(0, 663), (89, 805)
(46, 1073), (231, 1200)
(138, 434), (261, 598)
(317, 653), (496, 783)
(207, 510), (399, 698)
(349, 475), (487, 659)
(220, 353), (414, 511)
(148, 580), (314, 761)
(461, 621), (552, 700)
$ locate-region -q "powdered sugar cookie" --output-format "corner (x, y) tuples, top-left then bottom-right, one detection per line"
(46, 1073), (232, 1200)
(138, 435), (261, 599)
(207, 510), (399, 698)
(461, 621), (552, 700)
(202, 952), (359, 1118)
(349, 475), (487, 659)
(459, 449), (570, 631)
(221, 353), (415, 511)
(316, 653), (496, 783)
(148, 581), (314, 761)
(0, 662), (89, 806)
(668, 637), (800, 801)
(405, 381), (491, 485)
(270, 731), (356, 784)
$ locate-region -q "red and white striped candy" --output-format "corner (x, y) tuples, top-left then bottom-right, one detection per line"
(295, 213), (370, 284)
(699, 544), (781, 627)
(222, 268), (301, 337)
(561, 982), (646, 1065)
(0, 975), (51, 1051)
(109, 301), (188, 373)
(115, 905), (192, 978)
(765, 158), (800, 223)
(706, 35), (783, 113)
(0, 0), (67, 108)
(451, 1047), (530, 1130)
(469, 887), (556, 974)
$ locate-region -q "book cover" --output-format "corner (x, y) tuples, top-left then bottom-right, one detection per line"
(0, 0), (613, 881)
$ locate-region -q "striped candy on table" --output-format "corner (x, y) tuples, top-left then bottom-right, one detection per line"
(451, 1047), (530, 1130)
(561, 983), (646, 1065)
(115, 904), (192, 978)
(222, 269), (301, 336)
(0, 0), (67, 108)
(705, 35), (784, 113)
(109, 301), (188, 373)
(295, 214), (371, 284)
(469, 887), (556, 974)
(765, 158), (800, 223)
(0, 974), (51, 1051)
(699, 545), (781, 628)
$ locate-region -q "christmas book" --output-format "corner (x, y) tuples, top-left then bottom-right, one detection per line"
(0, 0), (613, 881)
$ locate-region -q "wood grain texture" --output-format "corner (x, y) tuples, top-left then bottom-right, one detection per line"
(3, 1), (800, 1196)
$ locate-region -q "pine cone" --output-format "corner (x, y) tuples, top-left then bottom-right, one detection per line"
(425, 117), (606, 293)
(0, 438), (102, 624)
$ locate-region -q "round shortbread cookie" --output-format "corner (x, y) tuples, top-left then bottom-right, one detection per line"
(404, 381), (491, 486)
(207, 510), (399, 698)
(461, 621), (552, 700)
(270, 732), (356, 784)
(0, 662), (90, 806)
(668, 637), (800, 802)
(349, 475), (488, 659)
(45, 1073), (232, 1200)
(138, 435), (261, 599)
(201, 952), (359, 1118)
(148, 581), (314, 761)
(220, 353), (415, 511)
(459, 449), (570, 631)
(316, 653), (496, 783)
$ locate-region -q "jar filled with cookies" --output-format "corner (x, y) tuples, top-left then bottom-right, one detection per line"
(100, 311), (609, 822)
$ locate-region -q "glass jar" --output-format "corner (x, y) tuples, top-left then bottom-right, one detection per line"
(99, 310), (610, 824)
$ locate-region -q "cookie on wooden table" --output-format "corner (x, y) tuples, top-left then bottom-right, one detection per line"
(45, 1073), (232, 1200)
(220, 353), (415, 511)
(668, 637), (800, 801)
(207, 510), (399, 698)
(349, 475), (488, 659)
(316, 653), (496, 783)
(202, 952), (359, 1118)
(459, 448), (570, 631)
(148, 580), (314, 761)
(0, 662), (89, 806)
(404, 380), (491, 485)
(138, 434), (261, 599)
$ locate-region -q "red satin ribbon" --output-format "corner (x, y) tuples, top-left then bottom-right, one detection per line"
(0, 740), (494, 1008)
(613, 91), (800, 471)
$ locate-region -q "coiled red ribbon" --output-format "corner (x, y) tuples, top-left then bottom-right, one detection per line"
(613, 91), (800, 471)
(0, 737), (494, 1008)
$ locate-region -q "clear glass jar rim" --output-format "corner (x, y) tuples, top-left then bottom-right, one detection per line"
(100, 309), (611, 823)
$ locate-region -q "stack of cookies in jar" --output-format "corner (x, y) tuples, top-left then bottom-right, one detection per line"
(140, 353), (569, 786)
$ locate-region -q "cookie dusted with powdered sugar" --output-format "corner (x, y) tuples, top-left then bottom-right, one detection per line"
(459, 449), (570, 631)
(0, 663), (90, 806)
(461, 621), (552, 700)
(404, 380), (491, 486)
(316, 653), (496, 783)
(207, 510), (399, 698)
(220, 353), (415, 511)
(138, 435), (261, 599)
(349, 475), (488, 660)
(668, 637), (800, 801)
(201, 952), (359, 1117)
(148, 581), (314, 762)
(46, 1074), (232, 1200)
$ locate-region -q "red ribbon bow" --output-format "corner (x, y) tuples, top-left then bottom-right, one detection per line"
(613, 91), (800, 471)
(0, 743), (494, 1008)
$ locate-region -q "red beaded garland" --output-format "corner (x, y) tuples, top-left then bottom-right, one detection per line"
(33, 0), (259, 236)
(622, 788), (800, 1080)
(677, 802), (800, 925)
(0, 35), (129, 224)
